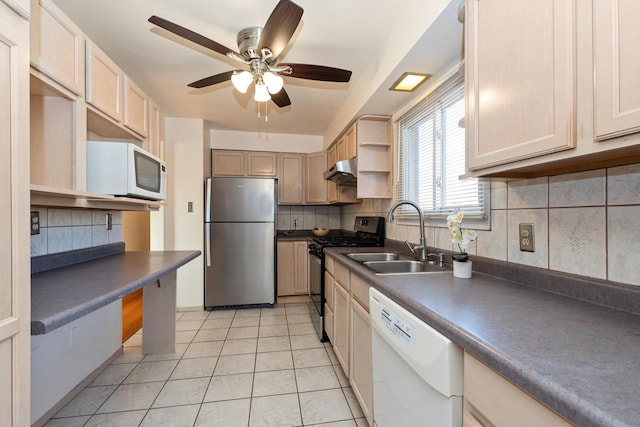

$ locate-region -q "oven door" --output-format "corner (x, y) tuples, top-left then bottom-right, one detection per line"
(308, 250), (326, 341)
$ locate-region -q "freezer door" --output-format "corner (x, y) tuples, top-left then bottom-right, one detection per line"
(208, 177), (275, 222)
(205, 222), (275, 308)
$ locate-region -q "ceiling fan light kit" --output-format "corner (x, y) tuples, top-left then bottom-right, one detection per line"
(148, 0), (352, 109)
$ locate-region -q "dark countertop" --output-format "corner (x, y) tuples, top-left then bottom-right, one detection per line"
(326, 246), (640, 427)
(31, 250), (201, 335)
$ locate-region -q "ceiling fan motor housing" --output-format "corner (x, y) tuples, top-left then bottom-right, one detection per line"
(237, 27), (263, 60)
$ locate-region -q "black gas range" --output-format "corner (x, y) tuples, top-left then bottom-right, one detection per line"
(308, 216), (385, 342)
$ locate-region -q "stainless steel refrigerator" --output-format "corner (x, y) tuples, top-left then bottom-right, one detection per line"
(204, 177), (276, 309)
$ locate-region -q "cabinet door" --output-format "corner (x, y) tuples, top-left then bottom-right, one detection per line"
(464, 352), (572, 426)
(277, 241), (295, 296)
(305, 151), (328, 204)
(212, 150), (245, 176)
(466, 0), (575, 170)
(86, 40), (123, 122)
(324, 271), (334, 311)
(0, 5), (30, 425)
(350, 298), (373, 426)
(247, 152), (277, 176)
(30, 0), (84, 95)
(147, 100), (163, 159)
(345, 124), (357, 159)
(123, 76), (149, 137)
(293, 241), (309, 294)
(336, 136), (346, 162)
(333, 283), (350, 376)
(278, 153), (304, 204)
(594, 0), (640, 140)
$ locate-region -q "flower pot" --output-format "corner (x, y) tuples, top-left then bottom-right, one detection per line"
(453, 260), (472, 278)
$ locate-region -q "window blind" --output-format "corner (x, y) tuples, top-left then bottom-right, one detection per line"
(395, 72), (488, 223)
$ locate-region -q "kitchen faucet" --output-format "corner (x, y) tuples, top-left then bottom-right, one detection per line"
(387, 200), (428, 261)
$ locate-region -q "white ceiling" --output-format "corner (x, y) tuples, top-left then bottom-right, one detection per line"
(52, 0), (463, 142)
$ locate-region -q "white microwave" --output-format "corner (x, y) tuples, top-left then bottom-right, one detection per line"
(86, 141), (167, 201)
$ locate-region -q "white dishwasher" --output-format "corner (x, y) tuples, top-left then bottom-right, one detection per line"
(370, 288), (463, 427)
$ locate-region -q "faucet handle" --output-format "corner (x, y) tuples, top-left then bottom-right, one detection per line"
(404, 240), (416, 253)
(426, 252), (445, 266)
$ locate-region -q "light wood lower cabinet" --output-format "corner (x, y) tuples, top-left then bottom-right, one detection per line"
(276, 240), (309, 296)
(350, 297), (373, 426)
(333, 281), (350, 376)
(464, 352), (572, 427)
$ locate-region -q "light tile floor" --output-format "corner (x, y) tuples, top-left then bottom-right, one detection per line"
(46, 303), (368, 427)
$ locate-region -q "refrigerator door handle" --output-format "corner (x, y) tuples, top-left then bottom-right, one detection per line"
(205, 223), (212, 267)
(205, 177), (212, 223)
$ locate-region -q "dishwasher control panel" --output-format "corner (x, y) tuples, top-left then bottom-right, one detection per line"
(380, 304), (416, 349)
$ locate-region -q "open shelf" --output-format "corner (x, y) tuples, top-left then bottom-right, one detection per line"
(31, 185), (162, 211)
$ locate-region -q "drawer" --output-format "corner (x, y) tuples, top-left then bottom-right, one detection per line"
(324, 271), (334, 310)
(335, 262), (350, 289)
(350, 274), (371, 311)
(325, 254), (335, 275)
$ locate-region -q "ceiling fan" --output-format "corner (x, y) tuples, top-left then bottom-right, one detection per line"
(148, 0), (352, 108)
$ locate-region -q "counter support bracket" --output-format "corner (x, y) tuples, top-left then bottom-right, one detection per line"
(142, 271), (177, 354)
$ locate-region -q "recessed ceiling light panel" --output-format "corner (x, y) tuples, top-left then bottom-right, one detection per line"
(390, 72), (432, 92)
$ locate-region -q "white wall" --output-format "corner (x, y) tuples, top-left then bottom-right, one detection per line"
(210, 129), (323, 153)
(165, 117), (205, 308)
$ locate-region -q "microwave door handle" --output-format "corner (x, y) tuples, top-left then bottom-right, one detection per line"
(205, 223), (212, 267)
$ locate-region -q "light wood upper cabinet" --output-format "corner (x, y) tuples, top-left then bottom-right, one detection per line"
(85, 40), (123, 122)
(278, 153), (304, 204)
(212, 150), (245, 176)
(276, 240), (308, 296)
(305, 151), (328, 204)
(123, 76), (149, 138)
(0, 4), (30, 425)
(345, 124), (357, 159)
(247, 152), (277, 177)
(465, 0), (575, 171)
(593, 0), (640, 141)
(30, 0), (84, 95)
(147, 100), (163, 160)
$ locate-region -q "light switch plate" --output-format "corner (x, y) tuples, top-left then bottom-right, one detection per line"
(519, 223), (534, 252)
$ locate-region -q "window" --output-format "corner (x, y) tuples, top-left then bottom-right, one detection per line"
(395, 70), (490, 228)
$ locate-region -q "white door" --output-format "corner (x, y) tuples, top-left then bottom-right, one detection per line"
(0, 3), (31, 426)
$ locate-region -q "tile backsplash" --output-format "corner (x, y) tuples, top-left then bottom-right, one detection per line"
(277, 205), (341, 231)
(343, 163), (640, 287)
(30, 208), (123, 256)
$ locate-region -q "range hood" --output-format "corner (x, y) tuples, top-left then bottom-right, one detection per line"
(323, 159), (357, 186)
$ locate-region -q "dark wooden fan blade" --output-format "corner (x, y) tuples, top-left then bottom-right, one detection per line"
(280, 63), (352, 82)
(271, 88), (291, 108)
(149, 15), (239, 57)
(188, 71), (234, 88)
(259, 0), (303, 59)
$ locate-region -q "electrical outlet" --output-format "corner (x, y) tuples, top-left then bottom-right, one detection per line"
(293, 218), (299, 229)
(30, 211), (40, 235)
(106, 213), (113, 231)
(519, 223), (534, 252)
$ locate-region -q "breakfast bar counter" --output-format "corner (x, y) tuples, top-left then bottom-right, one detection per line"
(31, 250), (200, 352)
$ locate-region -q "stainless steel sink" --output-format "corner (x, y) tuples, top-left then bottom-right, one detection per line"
(362, 260), (451, 275)
(346, 252), (415, 262)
